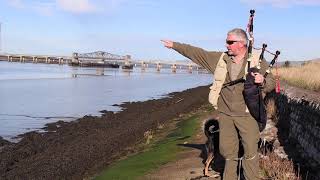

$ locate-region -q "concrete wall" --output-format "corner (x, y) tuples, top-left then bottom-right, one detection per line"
(269, 83), (320, 178)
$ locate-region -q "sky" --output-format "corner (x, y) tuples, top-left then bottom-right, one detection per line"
(0, 0), (319, 62)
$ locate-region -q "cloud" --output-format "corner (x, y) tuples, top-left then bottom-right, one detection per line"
(5, 0), (55, 16)
(31, 2), (55, 16)
(56, 0), (97, 13)
(240, 0), (320, 8)
(295, 0), (320, 5)
(55, 0), (156, 15)
(5, 0), (135, 15)
(6, 0), (25, 9)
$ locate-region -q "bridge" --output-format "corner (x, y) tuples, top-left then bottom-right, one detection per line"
(0, 51), (204, 73)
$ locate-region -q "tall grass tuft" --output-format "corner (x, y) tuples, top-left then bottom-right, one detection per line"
(273, 61), (320, 92)
(260, 152), (302, 180)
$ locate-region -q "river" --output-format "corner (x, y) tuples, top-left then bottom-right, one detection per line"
(0, 61), (212, 140)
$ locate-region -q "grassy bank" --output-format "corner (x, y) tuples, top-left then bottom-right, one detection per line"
(94, 100), (303, 180)
(274, 61), (320, 92)
(95, 106), (207, 180)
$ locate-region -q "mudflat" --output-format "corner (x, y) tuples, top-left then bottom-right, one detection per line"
(0, 85), (210, 179)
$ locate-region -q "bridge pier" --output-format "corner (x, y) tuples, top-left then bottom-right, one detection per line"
(171, 64), (177, 73)
(58, 58), (63, 65)
(20, 56), (25, 63)
(141, 61), (147, 71)
(32, 56), (38, 63)
(72, 53), (79, 65)
(188, 64), (193, 73)
(156, 62), (161, 72)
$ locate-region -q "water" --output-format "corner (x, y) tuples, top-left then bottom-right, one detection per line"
(0, 61), (212, 140)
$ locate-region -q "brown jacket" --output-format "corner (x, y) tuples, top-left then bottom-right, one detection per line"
(173, 42), (275, 117)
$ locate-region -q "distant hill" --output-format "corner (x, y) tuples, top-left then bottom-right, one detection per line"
(274, 58), (320, 67)
(268, 60), (305, 66)
(309, 58), (320, 63)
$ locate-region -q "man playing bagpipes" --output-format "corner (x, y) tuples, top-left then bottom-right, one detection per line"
(161, 10), (279, 180)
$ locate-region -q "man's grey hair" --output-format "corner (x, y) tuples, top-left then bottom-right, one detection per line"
(227, 28), (248, 45)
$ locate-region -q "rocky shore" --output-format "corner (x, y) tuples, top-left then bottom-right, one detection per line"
(0, 85), (210, 179)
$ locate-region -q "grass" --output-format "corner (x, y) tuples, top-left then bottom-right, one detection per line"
(261, 98), (301, 179)
(94, 96), (307, 180)
(260, 152), (302, 180)
(94, 113), (201, 180)
(274, 61), (320, 92)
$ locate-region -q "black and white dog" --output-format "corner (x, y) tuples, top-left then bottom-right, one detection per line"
(203, 117), (220, 177)
(203, 117), (275, 177)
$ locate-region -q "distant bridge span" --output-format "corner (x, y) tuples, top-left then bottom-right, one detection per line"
(74, 51), (130, 61)
(0, 51), (204, 72)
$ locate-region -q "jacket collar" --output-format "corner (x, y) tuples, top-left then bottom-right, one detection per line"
(225, 51), (249, 80)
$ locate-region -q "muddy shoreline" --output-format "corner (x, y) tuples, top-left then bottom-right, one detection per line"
(0, 85), (210, 179)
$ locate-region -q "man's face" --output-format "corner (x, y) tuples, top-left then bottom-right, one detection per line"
(225, 34), (246, 56)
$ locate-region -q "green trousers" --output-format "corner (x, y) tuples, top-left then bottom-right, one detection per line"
(218, 113), (260, 180)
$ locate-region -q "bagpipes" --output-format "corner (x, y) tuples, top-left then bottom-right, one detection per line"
(244, 10), (281, 131)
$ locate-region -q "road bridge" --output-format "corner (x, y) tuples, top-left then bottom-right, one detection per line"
(0, 51), (204, 73)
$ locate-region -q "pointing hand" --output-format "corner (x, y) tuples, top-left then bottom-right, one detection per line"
(161, 40), (173, 49)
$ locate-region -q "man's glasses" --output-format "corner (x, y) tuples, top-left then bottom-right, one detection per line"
(226, 40), (239, 45)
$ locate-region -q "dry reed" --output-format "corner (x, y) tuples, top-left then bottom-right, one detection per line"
(260, 152), (302, 180)
(273, 61), (320, 92)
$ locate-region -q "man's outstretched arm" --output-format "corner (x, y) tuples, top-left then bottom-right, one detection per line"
(160, 40), (222, 73)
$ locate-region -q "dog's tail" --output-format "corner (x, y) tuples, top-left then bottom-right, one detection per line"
(202, 117), (219, 137)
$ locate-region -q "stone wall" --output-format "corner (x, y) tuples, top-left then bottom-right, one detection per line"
(269, 82), (320, 178)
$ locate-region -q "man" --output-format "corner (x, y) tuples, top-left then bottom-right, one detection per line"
(161, 28), (275, 180)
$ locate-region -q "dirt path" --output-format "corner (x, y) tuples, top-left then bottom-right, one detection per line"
(143, 110), (282, 180)
(143, 125), (221, 180)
